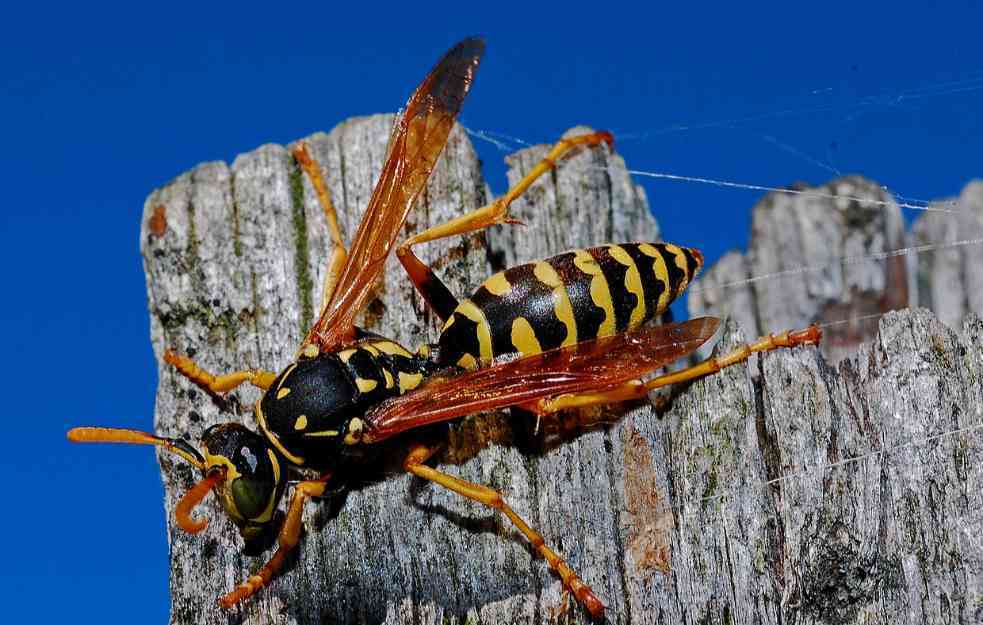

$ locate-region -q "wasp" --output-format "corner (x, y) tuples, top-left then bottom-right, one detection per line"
(68, 37), (820, 619)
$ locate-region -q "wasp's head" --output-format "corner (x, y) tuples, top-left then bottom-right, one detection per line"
(199, 423), (285, 540)
(67, 422), (286, 542)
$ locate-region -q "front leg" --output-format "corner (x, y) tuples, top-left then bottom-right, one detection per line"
(164, 350), (277, 394)
(218, 477), (330, 608)
(530, 324), (821, 413)
(395, 131), (614, 322)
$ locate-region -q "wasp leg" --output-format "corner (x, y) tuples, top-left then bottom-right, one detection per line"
(533, 324), (822, 413)
(403, 443), (605, 619)
(396, 131), (613, 322)
(218, 477), (329, 609)
(164, 350), (277, 394)
(548, 588), (573, 623)
(293, 141), (348, 316)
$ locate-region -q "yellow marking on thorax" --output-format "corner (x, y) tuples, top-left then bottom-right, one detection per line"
(639, 243), (671, 313)
(299, 344), (318, 359)
(532, 262), (577, 346)
(356, 377), (378, 393)
(338, 349), (357, 363)
(370, 340), (413, 357)
(344, 417), (365, 445)
(383, 368), (394, 389)
(398, 371), (424, 392)
(361, 344), (381, 356)
(293, 414), (308, 430)
(510, 317), (543, 355)
(482, 272), (512, 296)
(275, 363), (297, 393)
(417, 344), (431, 359)
(276, 387), (291, 400)
(573, 249), (616, 337)
(607, 245), (646, 328)
(304, 429), (340, 437)
(255, 400), (305, 466)
(453, 299), (494, 361)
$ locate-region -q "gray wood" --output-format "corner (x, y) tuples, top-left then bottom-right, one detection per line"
(138, 116), (983, 625)
(911, 181), (983, 329)
(688, 176), (912, 365)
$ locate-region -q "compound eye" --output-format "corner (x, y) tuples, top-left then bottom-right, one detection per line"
(230, 475), (274, 520)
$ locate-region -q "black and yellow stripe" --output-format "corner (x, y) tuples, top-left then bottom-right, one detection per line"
(436, 242), (703, 369)
(336, 338), (430, 399)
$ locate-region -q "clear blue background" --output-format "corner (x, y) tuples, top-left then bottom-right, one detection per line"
(3, 2), (980, 622)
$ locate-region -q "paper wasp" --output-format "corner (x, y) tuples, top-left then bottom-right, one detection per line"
(68, 37), (820, 619)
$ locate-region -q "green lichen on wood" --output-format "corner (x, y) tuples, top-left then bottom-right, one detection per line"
(157, 301), (253, 352)
(230, 171), (243, 258)
(290, 161), (315, 335)
(186, 198), (199, 258)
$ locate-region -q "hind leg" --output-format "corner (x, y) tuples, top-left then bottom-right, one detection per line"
(530, 325), (821, 414)
(403, 442), (606, 619)
(293, 142), (348, 319)
(396, 131), (614, 322)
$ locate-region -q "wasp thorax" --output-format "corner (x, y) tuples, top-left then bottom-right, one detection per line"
(256, 354), (367, 469)
(201, 423), (284, 537)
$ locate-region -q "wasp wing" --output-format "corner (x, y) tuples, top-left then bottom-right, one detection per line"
(307, 38), (484, 351)
(362, 317), (721, 442)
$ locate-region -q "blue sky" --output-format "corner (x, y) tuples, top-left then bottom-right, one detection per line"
(3, 2), (981, 622)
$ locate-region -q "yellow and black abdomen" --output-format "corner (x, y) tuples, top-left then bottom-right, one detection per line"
(436, 242), (703, 370)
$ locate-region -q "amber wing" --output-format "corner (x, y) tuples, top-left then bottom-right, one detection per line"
(362, 317), (721, 442)
(307, 37), (485, 351)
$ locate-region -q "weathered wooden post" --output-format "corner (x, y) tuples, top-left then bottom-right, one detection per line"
(141, 116), (983, 625)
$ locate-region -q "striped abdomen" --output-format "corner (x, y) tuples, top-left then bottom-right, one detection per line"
(436, 242), (703, 370)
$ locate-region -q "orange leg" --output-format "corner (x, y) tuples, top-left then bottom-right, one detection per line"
(396, 131), (614, 321)
(293, 141), (348, 317)
(218, 477), (329, 609)
(534, 325), (821, 413)
(403, 444), (605, 619)
(164, 350), (277, 394)
(547, 588), (574, 623)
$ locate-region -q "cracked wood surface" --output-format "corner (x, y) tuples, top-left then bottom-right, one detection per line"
(141, 116), (983, 624)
